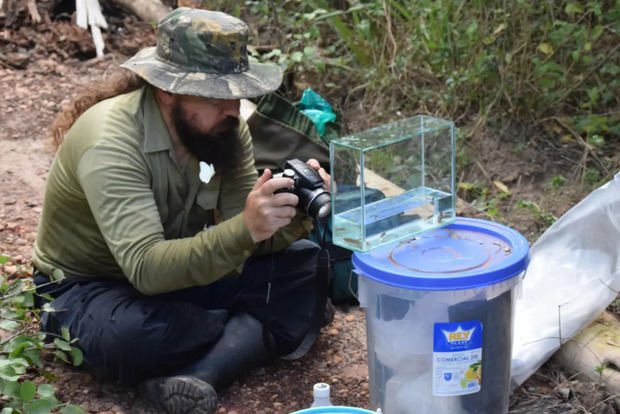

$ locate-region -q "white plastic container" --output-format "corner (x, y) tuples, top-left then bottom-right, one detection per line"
(311, 383), (333, 407)
(354, 218), (529, 414)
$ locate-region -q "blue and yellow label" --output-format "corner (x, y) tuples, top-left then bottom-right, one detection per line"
(433, 320), (483, 396)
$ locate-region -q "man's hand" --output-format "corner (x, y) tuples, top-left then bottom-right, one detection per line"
(243, 169), (299, 242)
(306, 158), (331, 193)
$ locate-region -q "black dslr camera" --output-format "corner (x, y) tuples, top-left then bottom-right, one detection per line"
(273, 159), (331, 220)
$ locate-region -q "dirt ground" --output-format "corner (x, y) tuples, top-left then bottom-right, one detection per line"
(1, 7), (619, 414)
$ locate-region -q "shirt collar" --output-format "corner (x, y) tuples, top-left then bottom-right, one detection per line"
(143, 86), (173, 154)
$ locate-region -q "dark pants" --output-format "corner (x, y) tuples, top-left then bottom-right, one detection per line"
(35, 240), (321, 385)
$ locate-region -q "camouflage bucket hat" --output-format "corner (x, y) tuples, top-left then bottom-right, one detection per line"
(121, 7), (283, 99)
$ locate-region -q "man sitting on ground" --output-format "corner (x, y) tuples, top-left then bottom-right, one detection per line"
(32, 7), (329, 414)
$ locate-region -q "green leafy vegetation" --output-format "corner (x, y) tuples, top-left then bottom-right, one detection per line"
(0, 256), (85, 414)
(550, 175), (568, 188)
(477, 188), (511, 218)
(225, 0), (619, 142)
(516, 200), (557, 227)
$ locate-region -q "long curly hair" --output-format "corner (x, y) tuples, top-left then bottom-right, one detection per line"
(51, 70), (146, 149)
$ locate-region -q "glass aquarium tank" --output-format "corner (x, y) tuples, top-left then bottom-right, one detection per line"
(330, 115), (455, 252)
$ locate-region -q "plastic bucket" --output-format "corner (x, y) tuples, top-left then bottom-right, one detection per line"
(354, 217), (529, 414)
(291, 407), (376, 413)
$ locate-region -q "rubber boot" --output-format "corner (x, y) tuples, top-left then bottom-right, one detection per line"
(177, 312), (274, 390)
(140, 375), (218, 414)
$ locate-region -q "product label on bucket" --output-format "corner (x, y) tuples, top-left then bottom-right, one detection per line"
(432, 320), (482, 396)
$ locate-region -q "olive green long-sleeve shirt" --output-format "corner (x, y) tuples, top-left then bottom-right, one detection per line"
(32, 87), (311, 295)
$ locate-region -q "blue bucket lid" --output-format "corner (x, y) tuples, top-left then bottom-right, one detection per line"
(352, 217), (529, 291)
(291, 407), (376, 414)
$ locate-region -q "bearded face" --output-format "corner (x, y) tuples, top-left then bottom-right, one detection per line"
(171, 102), (243, 171)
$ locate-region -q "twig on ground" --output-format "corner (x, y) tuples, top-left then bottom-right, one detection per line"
(589, 392), (620, 411)
(382, 0), (397, 67)
(0, 329), (26, 348)
(474, 159), (492, 184)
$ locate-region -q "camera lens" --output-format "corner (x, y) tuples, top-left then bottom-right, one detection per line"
(303, 189), (331, 220)
(316, 198), (331, 219)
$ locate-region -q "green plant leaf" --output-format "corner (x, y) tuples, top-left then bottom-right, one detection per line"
(20, 380), (36, 402)
(315, 60), (326, 71)
(550, 175), (567, 188)
(53, 339), (71, 352)
(27, 399), (54, 414)
(23, 349), (44, 370)
(588, 134), (605, 148)
(11, 294), (25, 305)
(21, 292), (34, 308)
(1, 408), (14, 414)
(60, 328), (71, 342)
(53, 350), (70, 364)
(565, 3), (584, 16)
(8, 336), (41, 358)
(61, 405), (86, 414)
(0, 255), (9, 265)
(290, 51), (303, 62)
(458, 182), (475, 191)
(601, 63), (619, 76)
(591, 25), (604, 40)
(328, 15), (369, 65)
(37, 383), (55, 399)
(538, 43), (553, 55)
(0, 371), (21, 382)
(1, 378), (20, 398)
(0, 319), (19, 331)
(465, 20), (478, 37)
(41, 303), (57, 313)
(0, 357), (29, 372)
(70, 347), (83, 367)
(261, 48), (282, 60)
(587, 87), (599, 104)
(516, 200), (534, 210)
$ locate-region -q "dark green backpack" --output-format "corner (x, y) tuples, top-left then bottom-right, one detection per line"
(248, 92), (334, 172)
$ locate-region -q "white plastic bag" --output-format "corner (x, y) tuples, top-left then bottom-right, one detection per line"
(511, 172), (620, 389)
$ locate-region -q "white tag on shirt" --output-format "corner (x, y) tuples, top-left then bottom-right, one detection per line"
(199, 161), (215, 184)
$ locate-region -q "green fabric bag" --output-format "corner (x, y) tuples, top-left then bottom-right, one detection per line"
(247, 92), (340, 173)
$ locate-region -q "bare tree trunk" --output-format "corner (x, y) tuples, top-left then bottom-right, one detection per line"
(110, 0), (171, 23)
(26, 0), (40, 23)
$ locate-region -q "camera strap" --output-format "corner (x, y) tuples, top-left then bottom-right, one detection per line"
(263, 219), (332, 360)
(261, 236), (278, 357)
